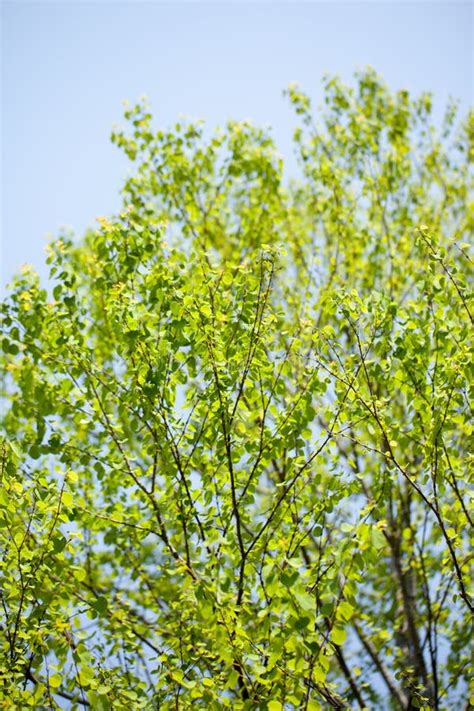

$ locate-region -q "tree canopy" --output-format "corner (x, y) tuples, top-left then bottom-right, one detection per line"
(1, 69), (473, 710)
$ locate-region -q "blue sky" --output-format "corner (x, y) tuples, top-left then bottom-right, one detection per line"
(2, 1), (472, 291)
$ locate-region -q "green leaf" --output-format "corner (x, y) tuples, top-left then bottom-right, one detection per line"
(331, 627), (347, 645)
(268, 702), (283, 711)
(92, 597), (108, 616)
(49, 673), (62, 688)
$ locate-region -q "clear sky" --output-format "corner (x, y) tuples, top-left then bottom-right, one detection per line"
(1, 1), (472, 291)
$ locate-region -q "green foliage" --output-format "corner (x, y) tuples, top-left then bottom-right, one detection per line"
(1, 69), (473, 710)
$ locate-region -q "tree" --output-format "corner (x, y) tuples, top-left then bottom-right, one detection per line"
(1, 69), (472, 710)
